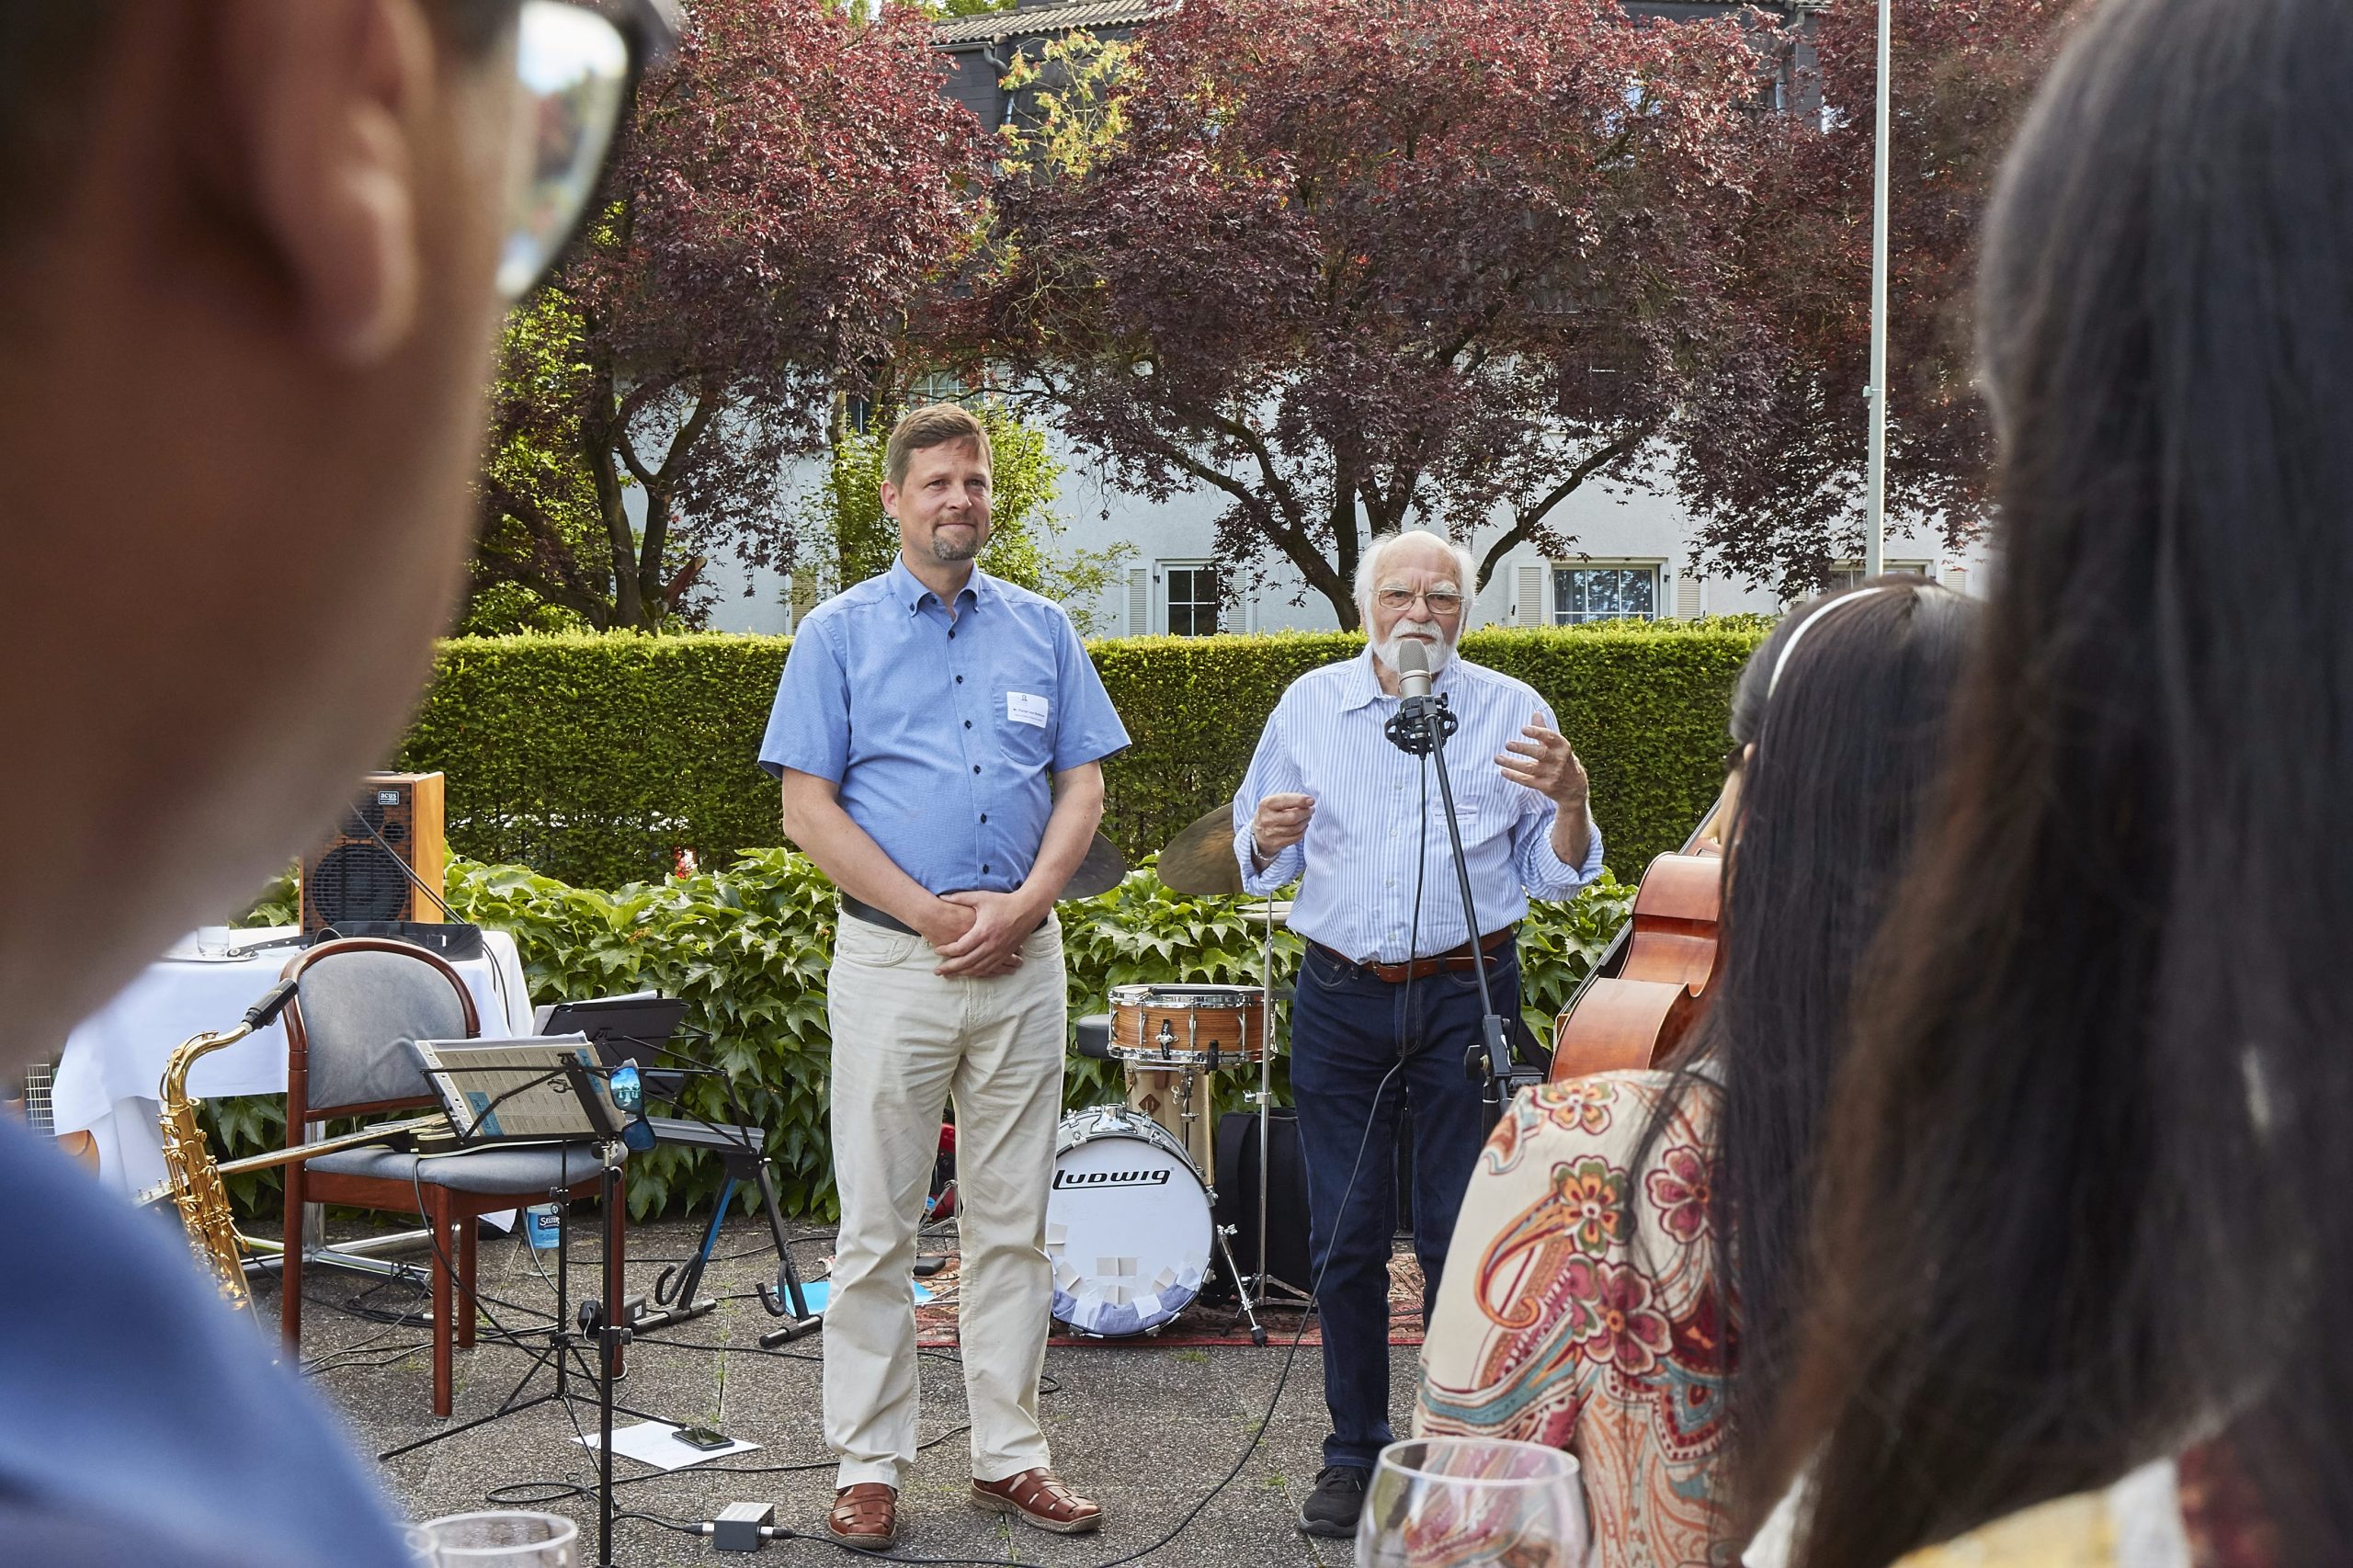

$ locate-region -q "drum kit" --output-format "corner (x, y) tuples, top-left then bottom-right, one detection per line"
(1043, 803), (1308, 1344)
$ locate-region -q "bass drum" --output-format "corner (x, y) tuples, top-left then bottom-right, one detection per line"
(1045, 1106), (1212, 1337)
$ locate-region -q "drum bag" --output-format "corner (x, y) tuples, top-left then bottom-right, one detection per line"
(1210, 1108), (1313, 1300)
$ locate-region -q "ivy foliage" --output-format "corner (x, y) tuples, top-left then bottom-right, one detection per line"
(201, 851), (1633, 1222)
(398, 620), (1767, 890)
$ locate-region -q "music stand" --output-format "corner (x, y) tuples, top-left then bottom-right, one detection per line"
(539, 994), (690, 1095)
(388, 1037), (662, 1568)
(538, 994), (820, 1343)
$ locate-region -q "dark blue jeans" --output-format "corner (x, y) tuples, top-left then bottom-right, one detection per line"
(1290, 937), (1518, 1471)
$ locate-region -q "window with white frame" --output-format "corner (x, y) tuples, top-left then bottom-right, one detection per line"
(1552, 562), (1660, 625)
(1163, 562), (1221, 636)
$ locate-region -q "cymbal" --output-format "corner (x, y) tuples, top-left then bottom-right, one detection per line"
(1156, 801), (1245, 897)
(1060, 833), (1127, 902)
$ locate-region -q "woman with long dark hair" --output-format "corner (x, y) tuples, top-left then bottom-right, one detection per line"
(1767, 0), (2353, 1561)
(1417, 578), (1976, 1565)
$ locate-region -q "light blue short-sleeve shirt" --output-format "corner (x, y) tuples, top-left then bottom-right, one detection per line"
(759, 558), (1130, 895)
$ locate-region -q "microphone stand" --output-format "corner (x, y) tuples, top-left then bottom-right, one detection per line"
(1382, 653), (1515, 1130)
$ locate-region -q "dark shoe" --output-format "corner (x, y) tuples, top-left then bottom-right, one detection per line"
(828, 1483), (899, 1550)
(1299, 1464), (1369, 1537)
(970, 1468), (1104, 1534)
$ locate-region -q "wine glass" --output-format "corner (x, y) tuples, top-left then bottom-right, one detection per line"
(1357, 1437), (1590, 1568)
(415, 1511), (578, 1567)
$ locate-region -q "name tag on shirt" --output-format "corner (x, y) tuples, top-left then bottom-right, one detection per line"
(1007, 691), (1051, 728)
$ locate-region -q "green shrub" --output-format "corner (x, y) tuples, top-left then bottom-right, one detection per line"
(200, 851), (1634, 1221)
(399, 620), (1764, 888)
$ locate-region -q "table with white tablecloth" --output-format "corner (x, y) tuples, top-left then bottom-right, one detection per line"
(52, 926), (535, 1198)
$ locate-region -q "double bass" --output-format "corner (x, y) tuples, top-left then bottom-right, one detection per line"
(1546, 785), (1731, 1083)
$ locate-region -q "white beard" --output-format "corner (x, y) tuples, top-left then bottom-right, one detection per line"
(1374, 619), (1455, 676)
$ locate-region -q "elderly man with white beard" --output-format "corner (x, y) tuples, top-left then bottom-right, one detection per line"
(1232, 528), (1603, 1538)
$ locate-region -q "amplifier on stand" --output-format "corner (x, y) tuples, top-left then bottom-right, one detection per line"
(301, 773), (447, 937)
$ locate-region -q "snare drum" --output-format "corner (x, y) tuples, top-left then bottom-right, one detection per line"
(1045, 1106), (1212, 1336)
(1108, 983), (1267, 1069)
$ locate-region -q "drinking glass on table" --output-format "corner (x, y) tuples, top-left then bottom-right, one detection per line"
(404, 1525), (440, 1566)
(415, 1512), (577, 1567)
(1358, 1437), (1590, 1568)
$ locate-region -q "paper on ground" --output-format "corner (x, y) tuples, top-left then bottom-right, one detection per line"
(574, 1420), (760, 1471)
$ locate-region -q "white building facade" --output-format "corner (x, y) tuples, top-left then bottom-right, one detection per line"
(697, 421), (1989, 638)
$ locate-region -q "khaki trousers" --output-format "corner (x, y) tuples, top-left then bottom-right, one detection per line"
(823, 913), (1067, 1489)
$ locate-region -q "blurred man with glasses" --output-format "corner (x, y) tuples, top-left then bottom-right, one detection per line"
(0, 3), (671, 1563)
(1231, 528), (1604, 1538)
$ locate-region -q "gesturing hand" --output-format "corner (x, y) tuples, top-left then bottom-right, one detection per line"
(1250, 792), (1316, 867)
(932, 890), (1037, 978)
(1497, 715), (1589, 807)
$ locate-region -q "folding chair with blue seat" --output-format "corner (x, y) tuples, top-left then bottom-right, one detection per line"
(275, 937), (621, 1416)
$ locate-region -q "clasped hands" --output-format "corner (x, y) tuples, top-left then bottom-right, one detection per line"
(919, 888), (1041, 978)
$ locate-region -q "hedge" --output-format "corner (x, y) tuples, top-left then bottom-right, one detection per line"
(207, 852), (1636, 1221)
(398, 621), (1768, 889)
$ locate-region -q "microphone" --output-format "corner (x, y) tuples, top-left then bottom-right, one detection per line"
(1395, 638), (1434, 700)
(1383, 637), (1455, 756)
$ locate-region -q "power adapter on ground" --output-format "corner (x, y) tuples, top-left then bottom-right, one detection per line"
(711, 1501), (778, 1553)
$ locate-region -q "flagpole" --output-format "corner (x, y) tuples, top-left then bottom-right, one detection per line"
(1864, 0), (1893, 577)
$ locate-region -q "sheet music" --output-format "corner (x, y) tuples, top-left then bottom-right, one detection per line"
(413, 1038), (615, 1141)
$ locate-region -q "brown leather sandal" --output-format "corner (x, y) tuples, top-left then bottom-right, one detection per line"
(828, 1483), (900, 1549)
(970, 1468), (1103, 1534)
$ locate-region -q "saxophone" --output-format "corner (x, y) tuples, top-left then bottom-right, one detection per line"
(152, 1002), (452, 1318)
(156, 1023), (262, 1311)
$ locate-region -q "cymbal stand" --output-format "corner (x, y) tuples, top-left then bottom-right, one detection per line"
(1233, 897), (1312, 1338)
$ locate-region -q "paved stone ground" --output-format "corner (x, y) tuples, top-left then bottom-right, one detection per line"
(275, 1214), (1415, 1566)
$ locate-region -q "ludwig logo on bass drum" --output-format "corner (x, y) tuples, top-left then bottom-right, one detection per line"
(1052, 1167), (1170, 1190)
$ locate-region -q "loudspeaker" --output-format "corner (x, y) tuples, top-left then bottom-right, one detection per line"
(1210, 1108), (1313, 1299)
(301, 773), (447, 937)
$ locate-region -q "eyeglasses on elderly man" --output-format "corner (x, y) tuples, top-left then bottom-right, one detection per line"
(1374, 586), (1466, 616)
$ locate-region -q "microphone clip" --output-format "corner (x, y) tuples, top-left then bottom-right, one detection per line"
(1383, 692), (1457, 757)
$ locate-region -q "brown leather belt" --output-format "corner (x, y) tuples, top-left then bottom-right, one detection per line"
(1310, 926), (1516, 984)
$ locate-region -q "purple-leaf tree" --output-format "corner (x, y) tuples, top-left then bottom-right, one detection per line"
(473, 0), (987, 631)
(1674, 0), (2085, 590)
(945, 0), (1784, 629)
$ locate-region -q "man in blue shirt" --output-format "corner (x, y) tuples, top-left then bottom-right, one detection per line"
(1233, 529), (1604, 1538)
(761, 404), (1130, 1550)
(0, 3), (674, 1564)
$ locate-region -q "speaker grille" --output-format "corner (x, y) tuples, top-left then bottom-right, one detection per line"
(308, 842), (411, 925)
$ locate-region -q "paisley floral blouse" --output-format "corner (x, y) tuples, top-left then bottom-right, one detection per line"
(1417, 1071), (1733, 1568)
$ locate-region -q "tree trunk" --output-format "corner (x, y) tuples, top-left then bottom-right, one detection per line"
(583, 359), (648, 630)
(1325, 461), (1363, 632)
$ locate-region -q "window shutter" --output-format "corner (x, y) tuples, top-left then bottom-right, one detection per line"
(1129, 568), (1150, 636)
(1675, 572), (1703, 619)
(1942, 564), (1970, 595)
(1515, 563), (1545, 627)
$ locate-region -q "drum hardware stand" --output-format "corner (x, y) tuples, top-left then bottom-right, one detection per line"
(1228, 898), (1311, 1344)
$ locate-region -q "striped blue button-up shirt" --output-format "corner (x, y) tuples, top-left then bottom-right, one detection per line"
(1231, 648), (1604, 963)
